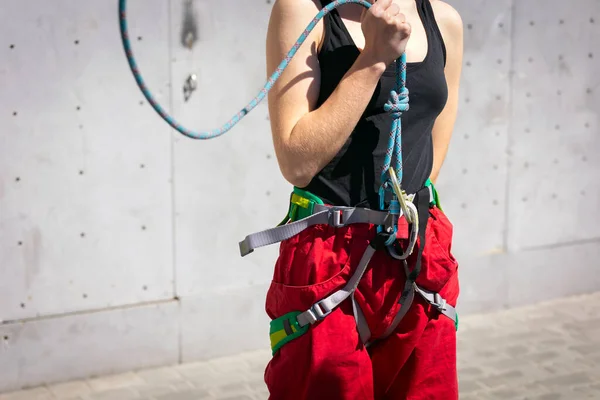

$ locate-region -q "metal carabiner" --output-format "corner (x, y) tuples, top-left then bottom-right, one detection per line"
(386, 201), (419, 260)
(388, 167), (415, 224)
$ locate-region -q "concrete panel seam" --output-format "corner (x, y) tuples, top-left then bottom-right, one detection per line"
(0, 298), (178, 325)
(503, 0), (516, 253)
(167, 0), (183, 365)
(520, 237), (600, 253)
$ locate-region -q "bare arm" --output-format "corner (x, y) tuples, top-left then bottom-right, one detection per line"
(266, 0), (409, 187)
(429, 1), (463, 184)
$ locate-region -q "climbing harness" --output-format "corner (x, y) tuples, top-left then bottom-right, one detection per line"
(119, 0), (456, 356)
(243, 180), (458, 355)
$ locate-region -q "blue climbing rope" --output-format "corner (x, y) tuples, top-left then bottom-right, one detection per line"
(119, 0), (409, 218)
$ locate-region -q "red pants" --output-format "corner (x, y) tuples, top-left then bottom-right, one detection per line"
(264, 207), (460, 400)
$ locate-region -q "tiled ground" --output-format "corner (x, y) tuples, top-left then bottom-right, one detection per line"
(2, 292), (600, 400)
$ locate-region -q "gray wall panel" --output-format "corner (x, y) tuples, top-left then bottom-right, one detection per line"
(508, 0), (600, 251)
(456, 254), (509, 314)
(435, 0), (513, 259)
(169, 0), (287, 297)
(0, 0), (174, 321)
(507, 240), (600, 308)
(0, 301), (179, 393)
(180, 283), (271, 362)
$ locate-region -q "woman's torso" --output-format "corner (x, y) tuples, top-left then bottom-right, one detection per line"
(302, 0), (449, 208)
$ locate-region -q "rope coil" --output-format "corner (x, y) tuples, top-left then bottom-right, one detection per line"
(119, 0), (409, 214)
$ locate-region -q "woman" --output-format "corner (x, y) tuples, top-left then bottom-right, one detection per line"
(263, 0), (463, 398)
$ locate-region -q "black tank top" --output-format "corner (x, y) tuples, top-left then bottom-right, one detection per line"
(302, 0), (448, 208)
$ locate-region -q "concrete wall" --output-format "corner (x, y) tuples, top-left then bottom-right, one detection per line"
(0, 0), (598, 392)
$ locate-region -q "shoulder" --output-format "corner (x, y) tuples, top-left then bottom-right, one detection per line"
(430, 1), (463, 35)
(430, 1), (463, 40)
(429, 0), (463, 57)
(270, 0), (322, 21)
(268, 0), (325, 46)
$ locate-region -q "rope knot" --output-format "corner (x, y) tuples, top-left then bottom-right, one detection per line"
(384, 88), (410, 119)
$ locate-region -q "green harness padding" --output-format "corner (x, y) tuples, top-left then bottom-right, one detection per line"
(270, 179), (452, 355)
(279, 179), (440, 226)
(269, 311), (310, 355)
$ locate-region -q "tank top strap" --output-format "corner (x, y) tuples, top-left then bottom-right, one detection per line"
(318, 0), (356, 51)
(418, 0), (447, 66)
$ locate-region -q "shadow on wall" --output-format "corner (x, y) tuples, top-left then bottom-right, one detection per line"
(180, 0), (198, 49)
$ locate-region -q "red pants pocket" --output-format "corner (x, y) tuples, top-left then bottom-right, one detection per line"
(266, 224), (360, 319)
(414, 207), (459, 295)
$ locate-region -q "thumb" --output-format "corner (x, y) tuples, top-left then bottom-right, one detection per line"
(360, 6), (367, 22)
(360, 2), (372, 22)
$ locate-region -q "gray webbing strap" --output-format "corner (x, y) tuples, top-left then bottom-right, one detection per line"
(371, 284), (455, 343)
(375, 261), (414, 341)
(379, 283), (416, 341)
(239, 210), (329, 257)
(352, 294), (371, 344)
(239, 207), (392, 257)
(414, 285), (457, 323)
(312, 205), (393, 227)
(296, 244), (377, 328)
(375, 260), (455, 341)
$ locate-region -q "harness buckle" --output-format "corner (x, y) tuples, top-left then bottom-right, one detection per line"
(306, 300), (333, 323)
(328, 208), (344, 228)
(431, 293), (447, 312)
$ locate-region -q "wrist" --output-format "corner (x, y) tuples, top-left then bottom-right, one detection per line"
(356, 51), (387, 75)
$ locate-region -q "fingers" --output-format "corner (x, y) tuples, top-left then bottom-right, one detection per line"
(370, 0), (410, 37)
(371, 0), (392, 18)
(395, 18), (411, 36)
(373, 1), (406, 24)
(386, 3), (400, 18)
(384, 3), (400, 21)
